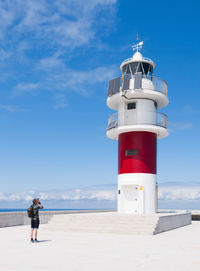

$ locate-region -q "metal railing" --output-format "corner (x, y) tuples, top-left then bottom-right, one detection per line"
(121, 56), (154, 65)
(156, 112), (168, 128)
(107, 112), (118, 130)
(144, 75), (167, 95)
(107, 75), (167, 97)
(107, 112), (167, 130)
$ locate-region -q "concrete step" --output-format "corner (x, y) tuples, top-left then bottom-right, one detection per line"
(44, 226), (155, 232)
(50, 214), (157, 220)
(47, 224), (156, 228)
(48, 216), (158, 222)
(42, 212), (191, 235)
(49, 216), (158, 223)
(43, 227), (154, 234)
(44, 214), (159, 235)
(48, 221), (157, 227)
(44, 219), (157, 235)
(43, 227), (154, 235)
(49, 217), (158, 221)
(47, 223), (157, 229)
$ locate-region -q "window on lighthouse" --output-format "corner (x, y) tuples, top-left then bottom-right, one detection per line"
(125, 149), (138, 156)
(127, 102), (136, 110)
(122, 62), (153, 77)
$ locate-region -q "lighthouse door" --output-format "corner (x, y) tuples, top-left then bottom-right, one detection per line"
(119, 185), (144, 214)
(124, 102), (137, 126)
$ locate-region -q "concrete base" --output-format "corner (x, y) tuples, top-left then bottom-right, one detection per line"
(44, 211), (191, 235)
(0, 210), (112, 228)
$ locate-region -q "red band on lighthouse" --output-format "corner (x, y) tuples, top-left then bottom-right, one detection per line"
(118, 131), (157, 174)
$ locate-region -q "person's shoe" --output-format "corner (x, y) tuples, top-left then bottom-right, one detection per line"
(34, 239), (39, 243)
(30, 239), (34, 243)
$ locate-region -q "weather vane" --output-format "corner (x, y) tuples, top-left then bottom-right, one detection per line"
(132, 33), (143, 52)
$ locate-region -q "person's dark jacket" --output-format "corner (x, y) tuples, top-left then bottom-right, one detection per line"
(31, 203), (43, 220)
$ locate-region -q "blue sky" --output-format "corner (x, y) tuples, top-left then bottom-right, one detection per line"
(0, 0), (199, 208)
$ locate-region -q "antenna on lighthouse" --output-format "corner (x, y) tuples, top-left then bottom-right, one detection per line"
(132, 34), (143, 53)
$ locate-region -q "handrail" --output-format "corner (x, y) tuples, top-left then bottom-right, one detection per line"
(107, 112), (118, 130)
(121, 56), (154, 65)
(142, 75), (167, 95)
(107, 111), (167, 130)
(107, 75), (167, 97)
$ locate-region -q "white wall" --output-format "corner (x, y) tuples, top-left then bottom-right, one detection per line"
(118, 173), (156, 214)
(118, 99), (156, 127)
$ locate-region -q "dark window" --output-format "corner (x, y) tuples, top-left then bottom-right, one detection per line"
(130, 62), (141, 74)
(142, 62), (153, 75)
(127, 102), (136, 110)
(122, 64), (131, 74)
(125, 149), (138, 156)
(122, 62), (153, 76)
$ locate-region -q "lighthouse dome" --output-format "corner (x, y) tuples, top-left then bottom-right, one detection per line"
(132, 51), (143, 60)
(120, 41), (155, 76)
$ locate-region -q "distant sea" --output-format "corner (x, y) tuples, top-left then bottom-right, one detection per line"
(0, 209), (94, 212)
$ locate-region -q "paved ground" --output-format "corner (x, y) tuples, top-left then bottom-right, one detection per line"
(0, 222), (200, 271)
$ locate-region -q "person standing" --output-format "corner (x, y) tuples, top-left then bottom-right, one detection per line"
(30, 198), (43, 242)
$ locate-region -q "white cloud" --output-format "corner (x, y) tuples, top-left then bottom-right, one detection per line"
(0, 104), (26, 112)
(0, 190), (35, 201)
(0, 186), (117, 202)
(39, 56), (64, 70)
(11, 61), (117, 104)
(38, 55), (117, 87)
(52, 94), (67, 109)
(0, 105), (16, 112)
(11, 83), (40, 97)
(2, 182), (200, 204)
(0, 0), (117, 49)
(158, 183), (200, 201)
(168, 121), (192, 132)
(0, 1), (118, 107)
(0, 49), (12, 61)
(183, 105), (196, 114)
(0, 193), (7, 200)
(2, 183), (200, 210)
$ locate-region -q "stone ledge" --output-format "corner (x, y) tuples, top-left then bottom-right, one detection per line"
(0, 210), (114, 228)
(43, 211), (192, 235)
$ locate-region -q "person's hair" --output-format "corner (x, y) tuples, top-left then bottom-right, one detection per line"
(32, 198), (38, 205)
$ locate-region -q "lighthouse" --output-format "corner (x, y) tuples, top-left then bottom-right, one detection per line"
(106, 41), (168, 214)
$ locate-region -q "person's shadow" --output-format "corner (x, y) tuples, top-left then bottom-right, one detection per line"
(36, 240), (52, 243)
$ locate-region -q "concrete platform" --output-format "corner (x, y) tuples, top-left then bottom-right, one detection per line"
(0, 210), (112, 228)
(43, 211), (191, 235)
(0, 222), (199, 271)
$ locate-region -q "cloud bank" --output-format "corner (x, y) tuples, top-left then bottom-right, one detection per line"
(1, 183), (200, 209)
(159, 183), (200, 201)
(0, 0), (117, 49)
(0, 185), (117, 202)
(0, 0), (118, 109)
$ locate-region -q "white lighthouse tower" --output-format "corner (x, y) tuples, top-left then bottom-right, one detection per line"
(106, 41), (168, 214)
